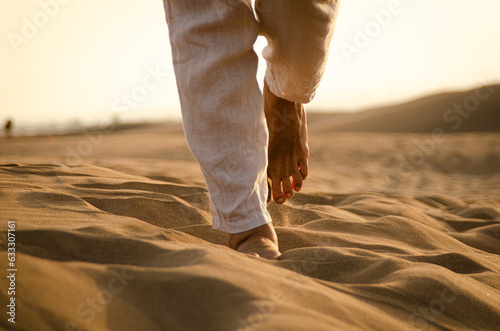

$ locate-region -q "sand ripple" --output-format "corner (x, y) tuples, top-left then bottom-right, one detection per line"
(1, 164), (499, 330)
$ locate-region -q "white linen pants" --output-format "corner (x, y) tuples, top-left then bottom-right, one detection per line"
(163, 0), (339, 233)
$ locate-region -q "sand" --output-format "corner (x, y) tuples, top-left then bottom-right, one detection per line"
(1, 123), (499, 330)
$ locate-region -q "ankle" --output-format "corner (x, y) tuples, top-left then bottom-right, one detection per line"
(263, 79), (303, 118)
(227, 224), (278, 251)
(227, 232), (251, 250)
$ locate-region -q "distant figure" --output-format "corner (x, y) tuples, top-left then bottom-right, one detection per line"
(4, 118), (13, 140)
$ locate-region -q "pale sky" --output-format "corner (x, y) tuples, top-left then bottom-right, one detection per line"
(2, 0), (500, 128)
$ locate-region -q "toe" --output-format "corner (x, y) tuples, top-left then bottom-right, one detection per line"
(272, 177), (285, 204)
(291, 171), (303, 191)
(282, 177), (294, 199)
(299, 160), (309, 179)
(267, 179), (272, 203)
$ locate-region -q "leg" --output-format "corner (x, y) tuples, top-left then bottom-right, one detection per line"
(163, 0), (280, 258)
(257, 0), (340, 203)
(264, 79), (309, 204)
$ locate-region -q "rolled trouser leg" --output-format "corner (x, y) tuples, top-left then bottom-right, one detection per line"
(163, 0), (272, 233)
(256, 0), (340, 103)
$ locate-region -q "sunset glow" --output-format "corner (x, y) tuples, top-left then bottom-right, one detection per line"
(2, 0), (500, 127)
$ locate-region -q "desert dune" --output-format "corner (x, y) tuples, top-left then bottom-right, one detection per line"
(1, 88), (499, 330)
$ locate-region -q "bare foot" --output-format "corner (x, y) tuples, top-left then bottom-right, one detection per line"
(228, 223), (281, 259)
(263, 79), (309, 204)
